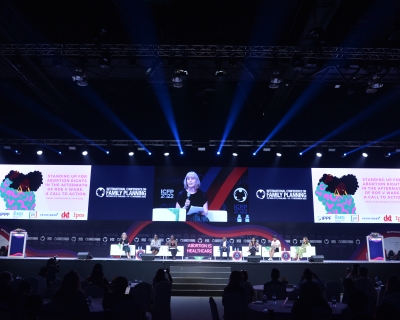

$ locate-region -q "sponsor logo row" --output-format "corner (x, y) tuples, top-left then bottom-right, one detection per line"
(316, 214), (400, 223)
(0, 211), (87, 220)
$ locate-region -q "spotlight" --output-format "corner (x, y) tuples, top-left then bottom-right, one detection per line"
(232, 152), (238, 156)
(128, 151), (134, 156)
(82, 151), (88, 156)
(362, 153), (368, 157)
(276, 152), (282, 157)
(164, 152), (169, 156)
(72, 69), (88, 87)
(106, 151), (110, 155)
(292, 55), (304, 72)
(299, 152), (303, 156)
(98, 52), (111, 69)
(368, 75), (383, 89)
(316, 152), (322, 157)
(215, 59), (226, 77)
(232, 145), (238, 157)
(253, 152), (256, 156)
(217, 151), (220, 155)
(343, 153), (347, 157)
(385, 152), (391, 158)
(269, 70), (282, 89)
(37, 150), (43, 155)
(148, 152), (152, 155)
(180, 151), (184, 155)
(145, 59), (162, 77)
(175, 59), (189, 76)
(171, 76), (183, 88)
(58, 151), (62, 155)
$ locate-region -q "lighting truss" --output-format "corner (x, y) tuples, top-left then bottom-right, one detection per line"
(1, 44), (400, 60)
(1, 139), (400, 149)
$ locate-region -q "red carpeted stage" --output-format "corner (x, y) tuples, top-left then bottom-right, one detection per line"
(1, 257), (399, 296)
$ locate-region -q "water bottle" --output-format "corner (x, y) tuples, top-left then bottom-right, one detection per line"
(332, 296), (336, 308)
(237, 214), (242, 222)
(262, 294), (267, 304)
(272, 294), (276, 305)
(87, 295), (92, 306)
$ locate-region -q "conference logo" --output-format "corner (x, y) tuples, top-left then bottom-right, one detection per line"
(281, 251), (291, 261)
(256, 189), (266, 199)
(96, 187), (105, 197)
(96, 187), (146, 198)
(233, 251), (242, 261)
(233, 188), (248, 202)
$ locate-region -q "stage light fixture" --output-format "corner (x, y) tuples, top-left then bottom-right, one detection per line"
(145, 59), (162, 77)
(82, 150), (88, 156)
(215, 59), (226, 77)
(98, 52), (111, 69)
(253, 152), (256, 156)
(15, 150), (21, 155)
(164, 145), (170, 156)
(71, 69), (88, 87)
(368, 75), (383, 89)
(69, 146), (76, 150)
(292, 55), (304, 71)
(276, 152), (282, 157)
(128, 151), (134, 156)
(106, 150), (110, 154)
(269, 70), (282, 89)
(180, 151), (184, 155)
(334, 85), (341, 88)
(362, 152), (368, 157)
(232, 152), (237, 156)
(217, 151), (220, 155)
(171, 76), (183, 88)
(58, 151), (62, 155)
(37, 150), (43, 155)
(148, 152), (152, 155)
(316, 152), (322, 157)
(342, 153), (347, 157)
(299, 152), (303, 155)
(263, 148), (271, 152)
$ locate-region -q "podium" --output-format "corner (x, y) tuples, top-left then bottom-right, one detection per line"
(8, 229), (28, 258)
(366, 232), (386, 261)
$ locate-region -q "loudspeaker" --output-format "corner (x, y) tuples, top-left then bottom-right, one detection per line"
(77, 252), (93, 260)
(141, 254), (155, 261)
(247, 256), (262, 263)
(308, 255), (324, 262)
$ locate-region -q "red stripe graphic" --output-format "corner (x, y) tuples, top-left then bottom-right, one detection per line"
(209, 167), (247, 210)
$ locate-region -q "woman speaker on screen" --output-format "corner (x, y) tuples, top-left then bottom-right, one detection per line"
(175, 171), (209, 222)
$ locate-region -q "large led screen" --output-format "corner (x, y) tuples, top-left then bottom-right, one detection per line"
(2, 165), (400, 224)
(312, 168), (400, 223)
(0, 165), (91, 220)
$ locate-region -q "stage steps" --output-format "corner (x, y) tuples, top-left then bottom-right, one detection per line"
(170, 265), (231, 296)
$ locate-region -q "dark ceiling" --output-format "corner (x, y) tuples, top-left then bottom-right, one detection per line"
(1, 0), (400, 157)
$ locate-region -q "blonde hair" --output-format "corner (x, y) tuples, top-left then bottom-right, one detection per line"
(183, 171), (201, 189)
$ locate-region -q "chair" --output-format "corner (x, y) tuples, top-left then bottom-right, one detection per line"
(0, 301), (10, 320)
(83, 284), (105, 298)
(24, 276), (39, 295)
(213, 246), (233, 260)
(242, 248), (261, 259)
(162, 245), (184, 259)
(43, 285), (60, 299)
(209, 297), (220, 320)
(135, 282), (152, 312)
(325, 280), (342, 302)
(39, 301), (68, 320)
(113, 299), (142, 320)
(36, 276), (47, 297)
(264, 284), (287, 300)
(146, 245), (163, 258)
(152, 281), (172, 320)
(261, 246), (282, 260)
(129, 286), (146, 313)
(222, 292), (247, 320)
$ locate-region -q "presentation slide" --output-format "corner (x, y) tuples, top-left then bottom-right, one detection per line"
(248, 168), (314, 222)
(312, 168), (400, 223)
(0, 165), (91, 220)
(88, 166), (154, 220)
